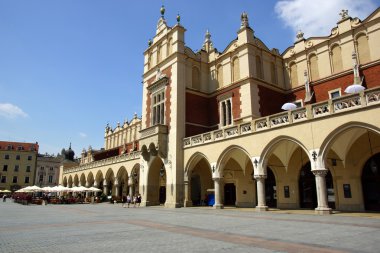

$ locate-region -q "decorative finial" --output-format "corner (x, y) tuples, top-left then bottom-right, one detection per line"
(134, 112), (137, 119)
(240, 12), (249, 28)
(148, 39), (152, 47)
(339, 9), (349, 20)
(160, 5), (165, 18)
(202, 29), (214, 51)
(69, 143), (72, 149)
(205, 29), (211, 42)
(296, 30), (304, 41)
(117, 122), (120, 127)
(176, 13), (180, 24)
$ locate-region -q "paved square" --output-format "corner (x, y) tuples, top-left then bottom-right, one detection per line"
(1, 201), (379, 253)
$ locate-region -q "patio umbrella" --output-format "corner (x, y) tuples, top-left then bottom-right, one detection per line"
(344, 84), (365, 94)
(281, 102), (297, 111)
(0, 190), (11, 193)
(51, 185), (70, 193)
(22, 185), (43, 192)
(71, 186), (89, 192)
(41, 186), (53, 192)
(88, 187), (102, 192)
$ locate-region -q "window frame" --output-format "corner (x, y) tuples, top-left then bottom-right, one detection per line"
(329, 88), (341, 99)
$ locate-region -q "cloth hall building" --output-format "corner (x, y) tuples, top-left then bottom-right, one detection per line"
(60, 7), (380, 214)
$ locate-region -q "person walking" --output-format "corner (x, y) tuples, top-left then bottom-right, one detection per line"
(136, 194), (141, 207)
(133, 195), (137, 207)
(2, 194), (6, 202)
(126, 194), (131, 208)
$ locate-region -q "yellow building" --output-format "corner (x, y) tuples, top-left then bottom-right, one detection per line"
(61, 7), (380, 214)
(0, 141), (39, 192)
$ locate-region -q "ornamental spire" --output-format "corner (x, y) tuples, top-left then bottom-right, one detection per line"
(202, 29), (214, 52)
(160, 5), (165, 18)
(240, 11), (249, 28)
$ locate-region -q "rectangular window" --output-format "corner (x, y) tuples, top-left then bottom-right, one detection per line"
(3, 165), (8, 171)
(28, 155), (32, 161)
(4, 154), (9, 159)
(13, 176), (17, 183)
(48, 175), (53, 183)
(220, 98), (233, 127)
(1, 176), (6, 183)
(40, 166), (44, 170)
(39, 174), (43, 183)
(16, 155), (20, 160)
(26, 166), (31, 172)
(24, 177), (29, 184)
(17, 146), (23, 151)
(329, 88), (341, 99)
(14, 165), (19, 172)
(50, 167), (54, 171)
(152, 90), (165, 125)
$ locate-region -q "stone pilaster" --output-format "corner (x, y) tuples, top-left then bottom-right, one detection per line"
(213, 177), (224, 209)
(184, 180), (192, 207)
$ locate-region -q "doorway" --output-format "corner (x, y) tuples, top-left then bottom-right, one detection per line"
(362, 153), (380, 211)
(266, 168), (277, 208)
(299, 162), (317, 209)
(224, 183), (236, 206)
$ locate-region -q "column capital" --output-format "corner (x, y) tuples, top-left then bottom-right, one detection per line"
(114, 178), (119, 186)
(312, 169), (328, 177)
(254, 174), (267, 180)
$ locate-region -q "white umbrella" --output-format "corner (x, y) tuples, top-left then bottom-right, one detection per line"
(344, 84), (365, 94)
(88, 187), (102, 192)
(281, 102), (297, 111)
(51, 185), (70, 193)
(0, 190), (11, 193)
(22, 185), (43, 192)
(70, 186), (88, 192)
(41, 186), (53, 192)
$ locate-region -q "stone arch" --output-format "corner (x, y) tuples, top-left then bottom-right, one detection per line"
(216, 145), (255, 207)
(355, 32), (370, 64)
(308, 53), (319, 81)
(79, 173), (86, 187)
(73, 174), (79, 187)
(146, 156), (166, 206)
(116, 166), (128, 197)
(192, 66), (201, 90)
(185, 152), (213, 206)
(87, 172), (94, 187)
(68, 175), (73, 187)
(330, 43), (343, 73)
(63, 177), (68, 187)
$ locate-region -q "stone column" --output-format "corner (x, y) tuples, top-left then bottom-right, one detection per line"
(313, 169), (332, 215)
(114, 178), (119, 197)
(103, 181), (108, 195)
(85, 181), (90, 198)
(213, 178), (223, 209)
(184, 180), (192, 207)
(255, 175), (268, 211)
(128, 178), (134, 197)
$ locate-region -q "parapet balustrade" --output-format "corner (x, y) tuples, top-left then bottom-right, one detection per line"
(63, 151), (141, 174)
(183, 86), (380, 148)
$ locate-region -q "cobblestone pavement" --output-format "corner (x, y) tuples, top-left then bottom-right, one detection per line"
(1, 200), (380, 253)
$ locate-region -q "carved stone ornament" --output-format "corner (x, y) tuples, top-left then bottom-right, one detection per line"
(155, 68), (166, 81)
(351, 17), (361, 27)
(339, 9), (349, 20)
(312, 170), (328, 177)
(296, 30), (304, 42)
(254, 174), (267, 180)
(240, 12), (249, 28)
(331, 27), (338, 37)
(289, 49), (295, 56)
(306, 41), (313, 48)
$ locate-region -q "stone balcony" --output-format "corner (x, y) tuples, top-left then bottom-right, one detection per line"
(62, 151), (141, 174)
(183, 86), (380, 148)
(139, 124), (168, 159)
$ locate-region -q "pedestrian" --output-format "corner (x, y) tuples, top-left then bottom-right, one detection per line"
(136, 194), (141, 207)
(126, 194), (131, 208)
(133, 195), (137, 207)
(2, 194), (6, 202)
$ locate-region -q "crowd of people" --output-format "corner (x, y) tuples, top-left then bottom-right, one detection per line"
(122, 194), (141, 208)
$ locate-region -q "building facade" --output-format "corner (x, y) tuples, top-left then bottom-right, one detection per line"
(61, 7), (380, 213)
(35, 154), (62, 187)
(0, 141), (39, 191)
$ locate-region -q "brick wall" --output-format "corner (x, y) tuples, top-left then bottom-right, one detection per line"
(258, 85), (286, 116)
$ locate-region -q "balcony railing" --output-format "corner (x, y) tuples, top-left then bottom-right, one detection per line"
(183, 86), (380, 148)
(63, 151), (141, 174)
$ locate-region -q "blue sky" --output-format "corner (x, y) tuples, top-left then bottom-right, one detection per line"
(0, 0), (378, 156)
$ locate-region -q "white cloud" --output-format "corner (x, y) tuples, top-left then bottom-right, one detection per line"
(79, 132), (87, 138)
(275, 0), (376, 39)
(0, 103), (28, 119)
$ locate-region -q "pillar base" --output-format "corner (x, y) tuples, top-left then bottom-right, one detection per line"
(315, 207), (332, 215)
(184, 200), (193, 207)
(165, 202), (182, 208)
(213, 204), (224, 209)
(256, 206), (268, 212)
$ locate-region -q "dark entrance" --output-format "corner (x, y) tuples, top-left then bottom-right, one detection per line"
(265, 167), (277, 208)
(159, 186), (166, 204)
(191, 174), (201, 206)
(299, 162), (317, 209)
(224, 183), (236, 206)
(362, 153), (380, 211)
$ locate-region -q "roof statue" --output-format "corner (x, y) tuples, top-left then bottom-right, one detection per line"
(339, 9), (349, 20)
(240, 11), (249, 28)
(296, 30), (304, 42)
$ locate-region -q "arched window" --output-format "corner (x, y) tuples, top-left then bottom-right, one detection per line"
(256, 56), (263, 79)
(331, 45), (343, 73)
(217, 65), (223, 88)
(167, 38), (173, 55)
(148, 53), (152, 70)
(232, 57), (240, 82)
(309, 54), (319, 81)
(357, 34), (370, 64)
(192, 67), (200, 90)
(270, 62), (277, 84)
(289, 62), (298, 86)
(157, 45), (162, 64)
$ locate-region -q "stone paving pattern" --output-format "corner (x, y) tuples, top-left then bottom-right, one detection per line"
(1, 200), (380, 253)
